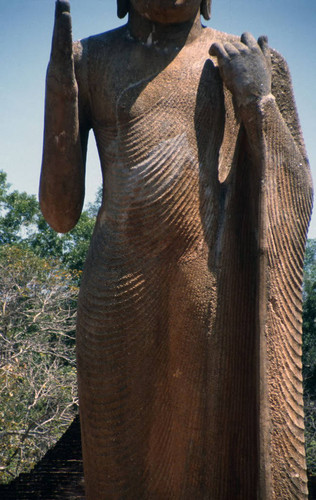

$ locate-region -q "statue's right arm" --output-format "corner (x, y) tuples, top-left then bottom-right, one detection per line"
(39, 1), (89, 233)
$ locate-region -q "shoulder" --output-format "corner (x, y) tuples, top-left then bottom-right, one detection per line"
(268, 48), (296, 119)
(73, 25), (130, 89)
(269, 47), (292, 95)
(204, 27), (293, 91)
(74, 25), (128, 65)
(204, 26), (291, 76)
(268, 48), (306, 156)
(73, 26), (128, 107)
(202, 26), (240, 44)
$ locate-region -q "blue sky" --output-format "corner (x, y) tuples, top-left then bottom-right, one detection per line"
(1, 0), (315, 235)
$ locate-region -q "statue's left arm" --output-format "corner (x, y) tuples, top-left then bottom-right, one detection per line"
(211, 33), (312, 498)
(210, 31), (311, 184)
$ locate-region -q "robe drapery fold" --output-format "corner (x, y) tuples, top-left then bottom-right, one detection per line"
(75, 28), (312, 498)
(215, 49), (312, 498)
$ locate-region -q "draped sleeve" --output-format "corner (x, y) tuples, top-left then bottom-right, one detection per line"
(213, 48), (313, 498)
(261, 51), (312, 498)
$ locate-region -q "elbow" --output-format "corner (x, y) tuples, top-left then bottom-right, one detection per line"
(49, 218), (79, 234)
(39, 173), (84, 233)
(39, 198), (81, 234)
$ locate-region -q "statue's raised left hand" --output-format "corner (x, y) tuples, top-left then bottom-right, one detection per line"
(209, 33), (271, 108)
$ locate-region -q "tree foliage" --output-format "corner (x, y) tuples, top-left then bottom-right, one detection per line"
(0, 246), (79, 483)
(0, 171), (101, 482)
(0, 172), (39, 246)
(302, 239), (316, 477)
(0, 171), (100, 274)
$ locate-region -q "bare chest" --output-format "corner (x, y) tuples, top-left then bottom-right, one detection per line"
(87, 42), (224, 133)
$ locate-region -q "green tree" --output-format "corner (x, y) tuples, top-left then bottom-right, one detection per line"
(60, 188), (101, 271)
(0, 172), (38, 246)
(0, 171), (100, 274)
(303, 239), (316, 397)
(0, 246), (79, 482)
(0, 174), (101, 482)
(302, 239), (316, 477)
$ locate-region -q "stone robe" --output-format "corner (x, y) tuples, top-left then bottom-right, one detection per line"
(74, 25), (312, 499)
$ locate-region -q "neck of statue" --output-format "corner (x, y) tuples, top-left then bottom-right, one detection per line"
(127, 7), (203, 50)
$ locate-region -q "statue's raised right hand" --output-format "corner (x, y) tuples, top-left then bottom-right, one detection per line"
(48, 1), (75, 84)
(40, 0), (86, 234)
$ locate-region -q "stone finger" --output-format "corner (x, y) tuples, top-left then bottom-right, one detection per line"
(52, 2), (73, 59)
(55, 0), (71, 18)
(209, 42), (229, 61)
(258, 35), (270, 58)
(223, 42), (240, 57)
(240, 32), (258, 50)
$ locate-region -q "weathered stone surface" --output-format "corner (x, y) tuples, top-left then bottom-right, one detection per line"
(39, 1), (313, 498)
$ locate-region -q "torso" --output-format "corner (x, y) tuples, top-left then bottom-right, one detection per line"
(77, 26), (226, 263)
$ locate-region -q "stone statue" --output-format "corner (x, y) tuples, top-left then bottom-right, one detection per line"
(40, 0), (313, 498)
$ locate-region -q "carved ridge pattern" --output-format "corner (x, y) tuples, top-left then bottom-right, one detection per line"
(94, 83), (205, 256)
(264, 98), (311, 498)
(77, 83), (215, 496)
(75, 41), (312, 497)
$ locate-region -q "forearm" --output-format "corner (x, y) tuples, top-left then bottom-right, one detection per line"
(239, 94), (311, 188)
(40, 1), (87, 233)
(40, 65), (85, 233)
(237, 92), (312, 274)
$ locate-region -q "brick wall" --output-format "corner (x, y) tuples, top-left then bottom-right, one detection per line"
(0, 416), (84, 499)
